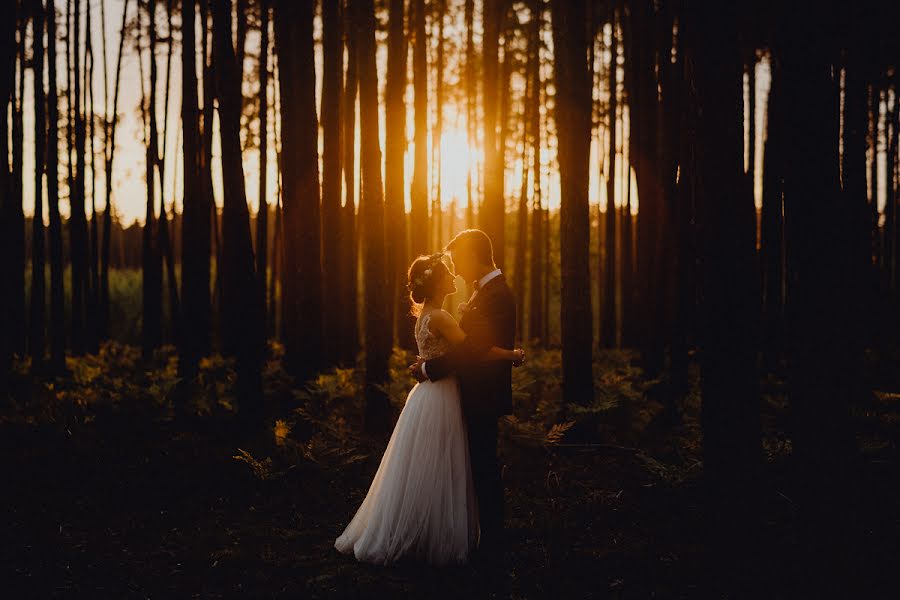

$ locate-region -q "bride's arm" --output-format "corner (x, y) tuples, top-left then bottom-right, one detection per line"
(428, 311), (523, 362)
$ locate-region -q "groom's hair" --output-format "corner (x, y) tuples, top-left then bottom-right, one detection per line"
(445, 229), (495, 267)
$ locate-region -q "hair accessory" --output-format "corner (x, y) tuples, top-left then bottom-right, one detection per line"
(409, 253), (446, 293)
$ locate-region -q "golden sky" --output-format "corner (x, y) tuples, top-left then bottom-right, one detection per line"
(14, 1), (836, 228)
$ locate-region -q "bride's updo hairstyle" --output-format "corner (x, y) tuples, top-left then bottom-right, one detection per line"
(407, 253), (450, 316)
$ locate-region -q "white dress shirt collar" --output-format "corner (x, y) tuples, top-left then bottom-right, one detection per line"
(475, 268), (502, 290)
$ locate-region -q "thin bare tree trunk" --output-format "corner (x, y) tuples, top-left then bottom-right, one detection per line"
(552, 0), (593, 402)
(385, 0), (412, 350)
(0, 0), (15, 387)
(141, 0), (162, 360)
(481, 0), (505, 267)
(432, 0), (445, 249)
(70, 0), (89, 355)
(321, 0), (342, 363)
(464, 0), (476, 228)
(214, 0), (264, 418)
(31, 0), (47, 368)
(410, 0), (429, 257)
(528, 0), (543, 344)
(99, 0), (130, 341)
(47, 0), (65, 371)
(339, 0), (359, 364)
(256, 0), (269, 343)
(157, 0), (180, 347)
(11, 10), (25, 357)
(601, 3), (617, 348)
(86, 0), (100, 354)
(356, 0), (392, 434)
(274, 0), (323, 381)
(180, 0), (210, 378)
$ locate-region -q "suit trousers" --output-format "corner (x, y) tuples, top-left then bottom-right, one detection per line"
(465, 413), (504, 545)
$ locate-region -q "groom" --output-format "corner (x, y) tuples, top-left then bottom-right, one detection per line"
(410, 229), (517, 557)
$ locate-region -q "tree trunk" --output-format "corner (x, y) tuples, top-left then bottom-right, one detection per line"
(688, 0), (761, 573)
(601, 4), (617, 349)
(180, 0), (210, 379)
(213, 0), (264, 417)
(551, 0), (594, 403)
(99, 0), (130, 341)
(356, 0), (393, 435)
(256, 0), (269, 343)
(528, 0), (543, 344)
(515, 3), (538, 342)
(11, 10), (25, 358)
(432, 0), (445, 250)
(47, 0), (65, 372)
(321, 0), (343, 364)
(339, 0), (359, 365)
(385, 0), (413, 350)
(481, 0), (505, 267)
(760, 62), (783, 373)
(464, 0), (476, 228)
(200, 0), (219, 334)
(274, 0), (323, 382)
(625, 0), (663, 374)
(157, 3), (180, 350)
(30, 0), (47, 368)
(85, 0), (99, 354)
(0, 0), (15, 387)
(70, 0), (89, 355)
(780, 6), (860, 581)
(141, 0), (162, 361)
(410, 0), (429, 257)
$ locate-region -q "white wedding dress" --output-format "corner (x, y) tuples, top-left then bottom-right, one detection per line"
(334, 310), (480, 566)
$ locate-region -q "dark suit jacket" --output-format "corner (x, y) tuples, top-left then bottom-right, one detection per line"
(423, 274), (516, 418)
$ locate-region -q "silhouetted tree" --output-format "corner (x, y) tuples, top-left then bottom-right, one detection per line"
(30, 0), (47, 368)
(70, 0), (89, 355)
(99, 0), (130, 341)
(274, 0), (323, 381)
(551, 0), (593, 403)
(140, 0), (162, 361)
(432, 0), (446, 249)
(780, 5), (859, 581)
(601, 2), (617, 349)
(339, 0), (359, 365)
(256, 0), (269, 336)
(357, 0), (392, 434)
(464, 0), (476, 228)
(624, 0), (663, 374)
(687, 0), (761, 574)
(385, 0), (412, 349)
(760, 60), (783, 373)
(410, 0), (429, 257)
(481, 0), (505, 267)
(0, 0), (15, 388)
(527, 0), (544, 344)
(47, 0), (64, 372)
(11, 9), (25, 358)
(180, 0), (210, 380)
(213, 0), (264, 416)
(321, 0), (342, 363)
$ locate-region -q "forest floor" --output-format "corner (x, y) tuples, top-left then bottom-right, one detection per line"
(2, 343), (900, 599)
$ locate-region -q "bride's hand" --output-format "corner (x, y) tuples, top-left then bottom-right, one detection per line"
(512, 348), (525, 367)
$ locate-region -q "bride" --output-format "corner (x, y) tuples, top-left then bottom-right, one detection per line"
(334, 253), (524, 566)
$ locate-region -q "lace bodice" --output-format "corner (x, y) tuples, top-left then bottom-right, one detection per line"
(415, 311), (452, 360)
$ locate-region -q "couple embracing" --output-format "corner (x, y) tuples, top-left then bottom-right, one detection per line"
(334, 229), (524, 566)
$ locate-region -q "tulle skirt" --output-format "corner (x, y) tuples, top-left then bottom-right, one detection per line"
(334, 376), (480, 566)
